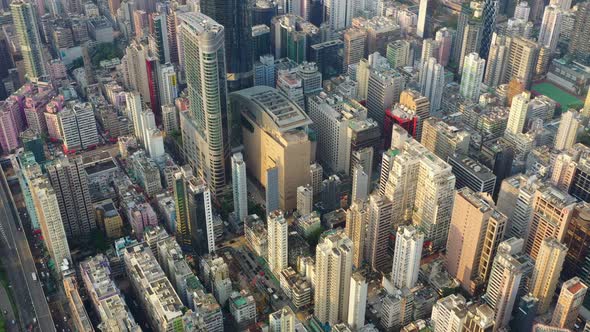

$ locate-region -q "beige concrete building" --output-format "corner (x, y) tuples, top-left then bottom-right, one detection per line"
(504, 37), (540, 87)
(345, 200), (369, 268)
(530, 238), (567, 314)
(551, 277), (588, 329)
(230, 86), (313, 211)
(446, 187), (507, 295)
(525, 186), (576, 260)
(421, 118), (471, 163)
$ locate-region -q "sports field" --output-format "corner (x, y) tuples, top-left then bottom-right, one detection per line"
(531, 82), (583, 110)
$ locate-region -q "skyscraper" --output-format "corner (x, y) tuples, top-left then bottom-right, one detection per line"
(46, 156), (96, 243)
(347, 272), (368, 330)
(417, 0), (430, 38)
(345, 200), (369, 268)
(484, 33), (510, 87)
(554, 109), (581, 151)
(505, 91), (530, 135)
(266, 166), (280, 213)
(538, 5), (563, 52)
(391, 225), (424, 289)
(323, 0), (354, 32)
(551, 277), (588, 329)
(267, 210), (288, 276)
(419, 57), (445, 113)
(314, 230), (353, 325)
(446, 188), (507, 295)
(460, 52), (486, 101)
(431, 294), (468, 331)
(231, 153), (248, 222)
(366, 193), (393, 272)
(351, 164), (369, 202)
(529, 237), (567, 314)
(504, 37), (539, 88)
(525, 186), (576, 260)
(569, 1), (590, 61)
(178, 13), (230, 196)
(343, 28), (367, 69)
(200, 0), (253, 91)
(479, 0), (499, 60)
(297, 185), (313, 215)
(386, 40), (412, 69)
(30, 177), (71, 267)
(11, 0), (46, 80)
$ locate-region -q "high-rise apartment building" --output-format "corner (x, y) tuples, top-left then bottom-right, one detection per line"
(314, 230), (353, 325)
(563, 203), (590, 279)
(323, 0), (354, 32)
(391, 225), (424, 289)
(504, 37), (539, 88)
(351, 164), (369, 202)
(347, 272), (368, 330)
(460, 53), (485, 101)
(178, 13), (230, 196)
(483, 237), (531, 330)
(419, 57), (445, 113)
(484, 33), (510, 87)
(366, 193), (393, 272)
(525, 186), (576, 260)
(343, 28), (366, 69)
(554, 109), (581, 151)
(386, 40), (412, 69)
(267, 210), (288, 277)
(297, 185), (313, 216)
(398, 89), (430, 141)
(421, 118), (470, 162)
(367, 69), (405, 128)
(58, 102), (100, 152)
(569, 1), (590, 61)
(158, 64), (178, 106)
(30, 177), (71, 268)
(496, 174), (542, 238)
(231, 153), (248, 222)
(382, 128), (456, 250)
(446, 188), (507, 295)
(551, 277), (588, 329)
(529, 237), (567, 313)
(431, 294), (468, 332)
(457, 3), (483, 70)
(345, 200), (368, 268)
(538, 5), (563, 51)
(230, 87), (312, 210)
(11, 0), (46, 80)
(46, 156), (96, 243)
(417, 0), (430, 38)
(269, 307), (296, 332)
(173, 167), (216, 254)
(448, 155), (496, 196)
(505, 91), (530, 135)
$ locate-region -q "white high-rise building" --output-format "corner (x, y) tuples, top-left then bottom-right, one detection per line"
(538, 5), (563, 51)
(31, 177), (72, 268)
(58, 102), (99, 152)
(419, 57), (445, 113)
(314, 230), (353, 325)
(126, 92), (145, 144)
(417, 0), (429, 38)
(431, 294), (468, 332)
(554, 109), (581, 151)
(391, 225), (424, 289)
(297, 185), (313, 216)
(269, 307), (296, 332)
(267, 210), (288, 276)
(460, 52), (486, 101)
(351, 164), (369, 202)
(158, 64), (178, 106)
(506, 91), (531, 135)
(178, 12), (229, 196)
(514, 1), (531, 20)
(231, 153), (248, 222)
(347, 272), (368, 330)
(483, 238), (529, 330)
(324, 0), (354, 32)
(530, 237), (567, 314)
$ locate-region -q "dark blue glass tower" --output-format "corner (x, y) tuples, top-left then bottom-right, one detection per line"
(479, 0), (498, 61)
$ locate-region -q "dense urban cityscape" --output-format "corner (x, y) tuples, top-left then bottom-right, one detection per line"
(1, 0), (590, 330)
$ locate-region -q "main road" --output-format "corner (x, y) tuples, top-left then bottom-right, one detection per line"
(0, 166), (54, 332)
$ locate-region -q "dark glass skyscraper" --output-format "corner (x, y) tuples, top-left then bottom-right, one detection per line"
(201, 0), (254, 91)
(479, 0), (498, 61)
